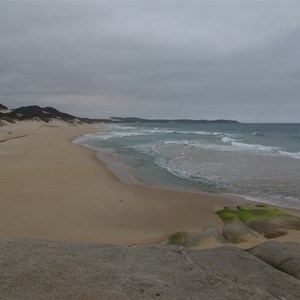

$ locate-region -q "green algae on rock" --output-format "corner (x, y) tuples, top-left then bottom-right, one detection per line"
(216, 204), (300, 239)
(216, 204), (287, 223)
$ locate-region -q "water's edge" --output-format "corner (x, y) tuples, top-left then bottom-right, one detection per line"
(72, 135), (299, 210)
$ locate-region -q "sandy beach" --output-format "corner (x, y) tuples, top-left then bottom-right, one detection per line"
(1, 121), (300, 248)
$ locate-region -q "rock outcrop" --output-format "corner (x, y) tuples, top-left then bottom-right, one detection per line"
(223, 220), (257, 243)
(216, 205), (300, 241)
(168, 227), (227, 247)
(185, 226), (227, 246)
(250, 241), (300, 280)
(246, 215), (300, 239)
(0, 238), (299, 299)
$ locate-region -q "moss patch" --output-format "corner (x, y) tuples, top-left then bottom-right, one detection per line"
(168, 232), (188, 246)
(216, 204), (288, 223)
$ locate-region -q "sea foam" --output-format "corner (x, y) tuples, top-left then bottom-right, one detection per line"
(75, 123), (300, 208)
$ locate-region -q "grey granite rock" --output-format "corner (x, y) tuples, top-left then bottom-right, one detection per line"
(249, 241), (300, 280)
(185, 226), (227, 247)
(223, 220), (256, 243)
(246, 215), (300, 238)
(0, 238), (299, 299)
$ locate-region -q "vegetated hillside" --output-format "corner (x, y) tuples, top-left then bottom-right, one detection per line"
(0, 103), (8, 111)
(0, 102), (240, 125)
(0, 104), (112, 125)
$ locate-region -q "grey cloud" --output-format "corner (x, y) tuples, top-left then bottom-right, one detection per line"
(0, 1), (300, 122)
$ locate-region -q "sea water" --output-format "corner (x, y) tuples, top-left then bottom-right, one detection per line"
(75, 123), (300, 208)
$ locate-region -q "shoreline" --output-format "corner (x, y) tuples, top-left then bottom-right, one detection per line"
(73, 128), (245, 205)
(0, 121), (233, 245)
(74, 129), (300, 211)
(0, 120), (300, 249)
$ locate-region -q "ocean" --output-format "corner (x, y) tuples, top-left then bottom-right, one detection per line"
(74, 123), (300, 209)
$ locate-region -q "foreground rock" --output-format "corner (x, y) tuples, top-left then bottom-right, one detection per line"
(0, 238), (299, 299)
(250, 241), (300, 280)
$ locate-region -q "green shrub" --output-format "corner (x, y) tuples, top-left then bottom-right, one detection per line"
(168, 232), (187, 246)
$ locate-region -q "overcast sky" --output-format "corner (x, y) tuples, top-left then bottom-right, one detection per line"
(0, 1), (300, 122)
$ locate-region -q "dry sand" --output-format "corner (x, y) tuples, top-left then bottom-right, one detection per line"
(0, 120), (300, 248)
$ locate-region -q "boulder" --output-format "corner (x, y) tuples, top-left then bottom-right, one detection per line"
(223, 220), (256, 243)
(168, 227), (227, 247)
(249, 241), (300, 280)
(246, 215), (300, 239)
(185, 226), (227, 247)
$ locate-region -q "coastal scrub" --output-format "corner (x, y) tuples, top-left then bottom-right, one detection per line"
(168, 232), (187, 246)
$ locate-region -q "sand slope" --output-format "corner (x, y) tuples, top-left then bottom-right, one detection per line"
(0, 121), (233, 244)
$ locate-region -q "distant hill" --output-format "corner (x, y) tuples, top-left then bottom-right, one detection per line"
(111, 117), (239, 124)
(0, 103), (8, 111)
(0, 104), (111, 125)
(0, 103), (239, 125)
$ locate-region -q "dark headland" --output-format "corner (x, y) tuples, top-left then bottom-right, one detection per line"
(0, 103), (239, 125)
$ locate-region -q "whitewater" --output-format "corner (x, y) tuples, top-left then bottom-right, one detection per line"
(75, 123), (300, 208)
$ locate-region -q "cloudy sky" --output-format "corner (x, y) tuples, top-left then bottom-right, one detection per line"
(0, 1), (300, 122)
